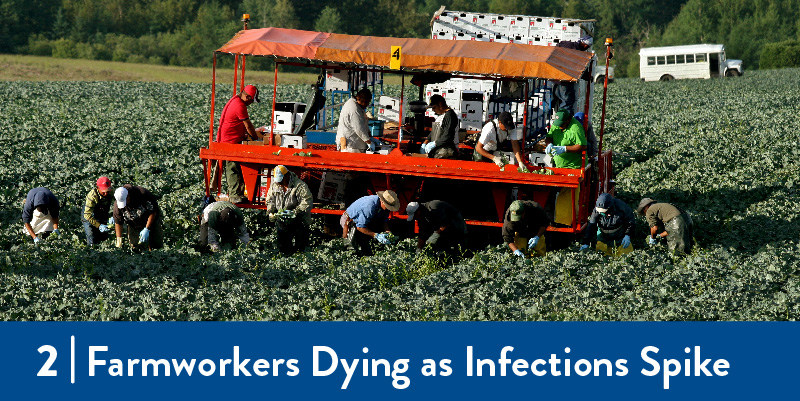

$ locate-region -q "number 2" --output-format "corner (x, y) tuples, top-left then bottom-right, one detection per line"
(37, 345), (58, 376)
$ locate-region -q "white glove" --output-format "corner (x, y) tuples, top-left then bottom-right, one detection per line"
(648, 236), (658, 246)
(492, 155), (505, 167)
(210, 243), (220, 252)
(98, 224), (109, 233)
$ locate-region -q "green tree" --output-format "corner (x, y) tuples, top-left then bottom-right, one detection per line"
(269, 0), (300, 29)
(315, 6), (341, 33)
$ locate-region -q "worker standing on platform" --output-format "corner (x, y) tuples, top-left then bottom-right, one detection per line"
(199, 200), (250, 252)
(581, 193), (635, 256)
(421, 94), (459, 159)
(503, 200), (550, 258)
(473, 111), (525, 167)
(336, 88), (373, 153)
(212, 84), (263, 204)
(406, 200), (468, 256)
(341, 190), (400, 256)
(638, 198), (694, 255)
(545, 108), (587, 169)
(265, 165), (314, 254)
(22, 187), (60, 244)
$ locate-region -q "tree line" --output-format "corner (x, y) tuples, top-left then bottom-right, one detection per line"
(1, 0), (798, 76)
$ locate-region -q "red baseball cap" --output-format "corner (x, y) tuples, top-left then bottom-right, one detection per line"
(96, 176), (112, 191)
(243, 85), (260, 102)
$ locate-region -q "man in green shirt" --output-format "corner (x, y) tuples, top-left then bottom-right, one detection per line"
(545, 109), (588, 169)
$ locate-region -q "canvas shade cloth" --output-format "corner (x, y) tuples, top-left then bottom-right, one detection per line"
(217, 27), (592, 81)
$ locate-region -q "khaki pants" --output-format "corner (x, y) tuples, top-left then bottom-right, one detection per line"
(210, 160), (245, 202)
(514, 235), (547, 257)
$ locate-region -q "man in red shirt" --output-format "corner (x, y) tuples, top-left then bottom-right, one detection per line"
(212, 84), (262, 203)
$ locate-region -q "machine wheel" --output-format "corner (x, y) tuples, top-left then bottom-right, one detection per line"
(725, 70), (740, 77)
(659, 74), (674, 81)
(595, 75), (605, 83)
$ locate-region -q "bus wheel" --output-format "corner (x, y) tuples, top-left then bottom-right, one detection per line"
(725, 70), (740, 77)
(595, 75), (605, 83)
(659, 74), (674, 81)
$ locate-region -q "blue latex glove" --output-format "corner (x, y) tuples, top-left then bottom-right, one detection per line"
(513, 249), (525, 258)
(375, 233), (391, 245)
(52, 228), (60, 236)
(545, 143), (553, 155)
(579, 244), (590, 252)
(648, 236), (658, 246)
(369, 137), (381, 151)
(422, 142), (435, 154)
(528, 235), (540, 248)
(99, 224), (109, 233)
(552, 146), (567, 155)
(279, 209), (296, 220)
(621, 235), (631, 249)
(33, 236), (41, 244)
(139, 227), (150, 244)
(107, 217), (115, 226)
(426, 232), (441, 245)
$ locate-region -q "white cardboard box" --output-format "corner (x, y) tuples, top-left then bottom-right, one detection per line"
(317, 171), (348, 203)
(528, 152), (554, 168)
(325, 69), (349, 91)
(280, 135), (307, 149)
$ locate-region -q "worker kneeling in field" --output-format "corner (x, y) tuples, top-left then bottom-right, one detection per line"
(406, 200), (468, 257)
(503, 200), (549, 258)
(82, 176), (114, 246)
(581, 193), (635, 256)
(113, 185), (163, 251)
(341, 190), (400, 257)
(638, 198), (694, 256)
(199, 201), (250, 252)
(473, 111), (525, 167)
(22, 187), (60, 244)
(420, 95), (459, 159)
(265, 165), (313, 255)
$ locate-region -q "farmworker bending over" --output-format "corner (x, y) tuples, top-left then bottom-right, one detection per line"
(503, 200), (550, 258)
(545, 108), (587, 169)
(420, 95), (459, 159)
(473, 111), (525, 167)
(22, 187), (60, 244)
(212, 84), (263, 204)
(199, 201), (250, 252)
(82, 176), (114, 246)
(406, 200), (468, 257)
(113, 185), (163, 251)
(341, 190), (400, 256)
(637, 198), (694, 256)
(265, 165), (313, 255)
(336, 88), (372, 153)
(581, 193), (635, 256)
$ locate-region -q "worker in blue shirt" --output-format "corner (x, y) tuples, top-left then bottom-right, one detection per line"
(340, 190), (400, 256)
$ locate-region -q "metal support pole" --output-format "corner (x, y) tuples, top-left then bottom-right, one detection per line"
(598, 37), (613, 155)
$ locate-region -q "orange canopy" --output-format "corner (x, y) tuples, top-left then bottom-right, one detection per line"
(217, 27), (592, 81)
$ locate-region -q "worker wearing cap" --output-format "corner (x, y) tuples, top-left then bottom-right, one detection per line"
(581, 193), (635, 256)
(503, 200), (549, 258)
(265, 165), (313, 254)
(341, 190), (400, 256)
(212, 84), (263, 204)
(82, 176), (115, 246)
(406, 200), (468, 256)
(336, 88), (373, 153)
(421, 94), (459, 159)
(22, 187), (60, 244)
(113, 185), (163, 250)
(638, 198), (694, 255)
(199, 201), (250, 252)
(473, 111), (525, 167)
(545, 108), (587, 169)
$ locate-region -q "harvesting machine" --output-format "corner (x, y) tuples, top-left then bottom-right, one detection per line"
(198, 15), (614, 243)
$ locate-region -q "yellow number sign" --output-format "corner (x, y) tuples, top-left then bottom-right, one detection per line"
(390, 46), (402, 69)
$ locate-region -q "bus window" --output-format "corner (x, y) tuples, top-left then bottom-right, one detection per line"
(657, 56), (665, 65)
(647, 56), (656, 66)
(685, 54), (694, 63)
(696, 53), (706, 62)
(676, 54), (685, 63)
(666, 55), (675, 64)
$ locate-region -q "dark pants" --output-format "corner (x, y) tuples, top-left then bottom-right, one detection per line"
(426, 229), (467, 256)
(666, 213), (693, 255)
(82, 220), (109, 246)
(199, 221), (241, 250)
(211, 160), (245, 202)
(349, 228), (375, 257)
(277, 220), (309, 255)
(127, 217), (164, 250)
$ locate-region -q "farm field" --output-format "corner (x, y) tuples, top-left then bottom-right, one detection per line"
(1, 69), (799, 321)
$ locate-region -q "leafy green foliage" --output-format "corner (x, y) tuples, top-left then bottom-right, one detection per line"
(2, 70), (800, 321)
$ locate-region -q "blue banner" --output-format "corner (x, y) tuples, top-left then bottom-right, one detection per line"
(0, 322), (796, 400)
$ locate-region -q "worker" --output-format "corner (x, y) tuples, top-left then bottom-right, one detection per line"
(199, 200), (250, 252)
(336, 88), (373, 153)
(503, 200), (550, 258)
(82, 176), (114, 246)
(406, 200), (468, 256)
(340, 190), (400, 256)
(22, 187), (60, 244)
(581, 193), (636, 256)
(637, 198), (694, 255)
(545, 108), (588, 169)
(421, 94), (459, 159)
(573, 112), (597, 160)
(211, 84), (263, 204)
(113, 185), (163, 251)
(265, 165), (314, 254)
(473, 111), (525, 166)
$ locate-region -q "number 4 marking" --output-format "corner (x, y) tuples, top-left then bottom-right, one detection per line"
(390, 46), (402, 69)
(37, 345), (58, 376)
